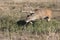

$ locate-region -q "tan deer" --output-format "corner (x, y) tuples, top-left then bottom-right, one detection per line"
(25, 8), (52, 24)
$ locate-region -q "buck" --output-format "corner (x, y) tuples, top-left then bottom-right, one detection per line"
(25, 8), (52, 24)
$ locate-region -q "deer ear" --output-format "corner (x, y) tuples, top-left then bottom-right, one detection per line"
(27, 15), (30, 17)
(30, 13), (34, 15)
(27, 13), (34, 17)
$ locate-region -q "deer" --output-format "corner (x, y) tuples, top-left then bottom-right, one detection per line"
(25, 8), (52, 24)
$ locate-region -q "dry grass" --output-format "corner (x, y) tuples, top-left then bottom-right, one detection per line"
(0, 2), (60, 40)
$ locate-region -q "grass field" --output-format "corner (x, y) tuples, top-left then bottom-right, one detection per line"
(0, 2), (60, 40)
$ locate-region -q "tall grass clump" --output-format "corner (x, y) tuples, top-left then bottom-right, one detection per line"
(0, 16), (60, 34)
(25, 19), (60, 34)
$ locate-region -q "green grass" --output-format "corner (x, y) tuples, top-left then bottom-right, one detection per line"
(0, 16), (60, 34)
(26, 20), (60, 33)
